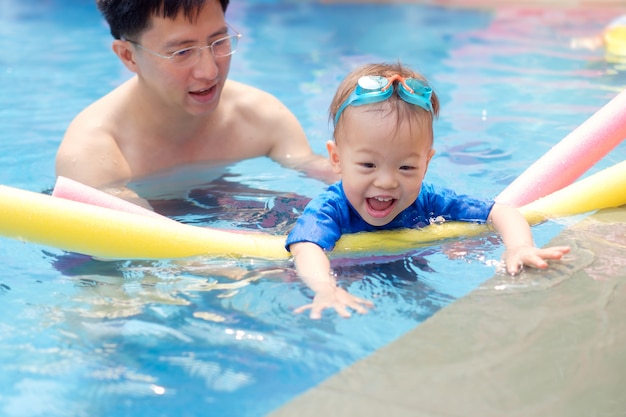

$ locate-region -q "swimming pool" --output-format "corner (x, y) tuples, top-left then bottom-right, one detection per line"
(1, 1), (625, 416)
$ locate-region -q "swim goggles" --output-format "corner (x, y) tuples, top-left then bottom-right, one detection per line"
(334, 74), (433, 126)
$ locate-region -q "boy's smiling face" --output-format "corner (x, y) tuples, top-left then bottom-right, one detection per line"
(328, 105), (435, 226)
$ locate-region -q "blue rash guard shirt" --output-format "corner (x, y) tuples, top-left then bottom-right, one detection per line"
(285, 181), (495, 251)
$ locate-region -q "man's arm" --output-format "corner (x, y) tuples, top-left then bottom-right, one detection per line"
(250, 89), (339, 184)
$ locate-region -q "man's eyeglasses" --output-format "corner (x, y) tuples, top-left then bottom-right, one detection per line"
(124, 25), (241, 67)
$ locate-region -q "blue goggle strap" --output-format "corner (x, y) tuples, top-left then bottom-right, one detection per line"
(334, 78), (433, 126)
(334, 87), (394, 126)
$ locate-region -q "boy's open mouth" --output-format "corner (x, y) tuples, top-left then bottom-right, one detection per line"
(366, 197), (396, 218)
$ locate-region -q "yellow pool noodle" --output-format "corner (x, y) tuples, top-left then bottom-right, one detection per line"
(1, 160), (625, 260)
(605, 16), (626, 60)
(334, 160), (626, 255)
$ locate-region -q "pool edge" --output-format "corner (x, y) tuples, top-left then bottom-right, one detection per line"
(269, 207), (626, 417)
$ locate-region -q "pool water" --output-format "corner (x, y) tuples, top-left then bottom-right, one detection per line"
(1, 1), (625, 416)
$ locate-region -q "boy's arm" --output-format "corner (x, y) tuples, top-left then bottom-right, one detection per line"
(289, 241), (373, 319)
(488, 203), (570, 274)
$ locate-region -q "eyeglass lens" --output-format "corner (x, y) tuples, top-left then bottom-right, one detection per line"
(170, 34), (239, 65)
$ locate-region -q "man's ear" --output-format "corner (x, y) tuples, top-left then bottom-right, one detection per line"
(326, 140), (342, 174)
(112, 39), (139, 74)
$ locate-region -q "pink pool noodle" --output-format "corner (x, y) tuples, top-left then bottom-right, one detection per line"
(52, 176), (170, 221)
(496, 88), (626, 207)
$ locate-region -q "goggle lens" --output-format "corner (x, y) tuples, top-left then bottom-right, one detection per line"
(357, 76), (390, 92)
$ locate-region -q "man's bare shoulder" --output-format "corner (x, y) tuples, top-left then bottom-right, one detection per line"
(220, 80), (332, 178)
(61, 79), (133, 144)
(56, 82), (132, 187)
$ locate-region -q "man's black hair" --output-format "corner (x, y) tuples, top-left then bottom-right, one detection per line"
(96, 0), (230, 40)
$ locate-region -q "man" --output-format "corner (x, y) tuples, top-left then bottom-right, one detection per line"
(56, 0), (334, 208)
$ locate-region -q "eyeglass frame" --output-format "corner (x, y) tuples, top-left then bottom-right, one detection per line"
(123, 24), (242, 66)
(334, 74), (434, 126)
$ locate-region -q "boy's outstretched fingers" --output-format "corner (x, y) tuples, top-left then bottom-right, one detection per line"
(504, 245), (571, 274)
(293, 304), (332, 318)
(539, 246), (571, 259)
(293, 295), (374, 320)
(349, 296), (375, 313)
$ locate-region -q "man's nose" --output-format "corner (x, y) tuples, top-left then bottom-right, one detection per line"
(192, 47), (219, 78)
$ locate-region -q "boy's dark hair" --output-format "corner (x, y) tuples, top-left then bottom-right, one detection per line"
(96, 0), (230, 40)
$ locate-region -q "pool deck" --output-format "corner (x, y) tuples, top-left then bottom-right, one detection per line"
(271, 208), (626, 417)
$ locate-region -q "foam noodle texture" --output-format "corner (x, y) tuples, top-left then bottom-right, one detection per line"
(605, 15), (626, 58)
(519, 159), (626, 225)
(1, 160), (625, 260)
(496, 88), (626, 207)
(0, 184), (288, 260)
(52, 176), (169, 221)
(334, 160), (626, 255)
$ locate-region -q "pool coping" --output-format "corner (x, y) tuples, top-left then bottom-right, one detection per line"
(270, 207), (626, 417)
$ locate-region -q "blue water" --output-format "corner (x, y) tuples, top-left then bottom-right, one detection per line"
(1, 1), (626, 416)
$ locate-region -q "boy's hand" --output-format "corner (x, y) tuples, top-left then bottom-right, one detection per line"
(294, 286), (374, 319)
(503, 245), (570, 275)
